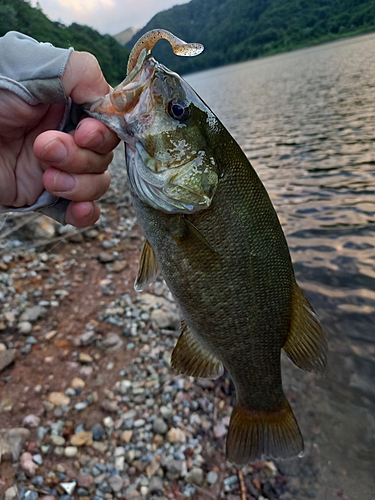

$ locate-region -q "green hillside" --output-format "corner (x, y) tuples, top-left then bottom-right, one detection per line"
(128, 0), (375, 74)
(0, 0), (129, 86)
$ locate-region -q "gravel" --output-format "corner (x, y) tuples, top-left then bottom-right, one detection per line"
(0, 148), (295, 499)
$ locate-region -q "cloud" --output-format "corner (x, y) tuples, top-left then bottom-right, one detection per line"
(32, 0), (189, 35)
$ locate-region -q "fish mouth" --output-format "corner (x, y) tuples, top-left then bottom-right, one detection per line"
(82, 49), (156, 139)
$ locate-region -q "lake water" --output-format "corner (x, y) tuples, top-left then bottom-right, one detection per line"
(186, 33), (375, 499)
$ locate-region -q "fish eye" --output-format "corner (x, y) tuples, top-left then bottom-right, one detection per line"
(167, 99), (190, 121)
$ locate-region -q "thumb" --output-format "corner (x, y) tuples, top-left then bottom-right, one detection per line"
(61, 51), (110, 104)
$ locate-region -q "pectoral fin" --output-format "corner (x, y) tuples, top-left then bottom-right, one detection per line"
(171, 321), (224, 379)
(283, 284), (328, 374)
(134, 239), (159, 292)
(171, 216), (218, 256)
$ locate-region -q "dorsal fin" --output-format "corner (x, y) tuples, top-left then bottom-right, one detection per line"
(171, 321), (224, 379)
(283, 284), (327, 374)
(134, 239), (159, 292)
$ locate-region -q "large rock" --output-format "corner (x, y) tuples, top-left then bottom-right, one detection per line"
(0, 428), (30, 461)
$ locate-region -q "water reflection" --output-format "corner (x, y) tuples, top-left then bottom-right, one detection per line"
(187, 33), (375, 498)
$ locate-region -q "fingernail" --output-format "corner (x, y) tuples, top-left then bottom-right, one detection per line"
(81, 131), (105, 149)
(81, 202), (95, 218)
(41, 140), (68, 164)
(52, 171), (76, 193)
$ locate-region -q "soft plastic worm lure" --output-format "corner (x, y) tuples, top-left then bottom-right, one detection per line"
(127, 29), (204, 74)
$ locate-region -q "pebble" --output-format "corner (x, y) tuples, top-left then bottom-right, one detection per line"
(49, 435), (65, 446)
(98, 252), (115, 263)
(70, 431), (93, 447)
(102, 332), (123, 350)
(19, 306), (47, 323)
(48, 392), (70, 407)
(71, 377), (85, 389)
(78, 472), (95, 489)
(167, 427), (186, 444)
(152, 417), (168, 435)
(0, 349), (16, 373)
(4, 486), (17, 500)
(20, 452), (39, 477)
(31, 476), (44, 487)
(185, 467), (204, 486)
(32, 453), (43, 465)
(22, 414), (41, 428)
(121, 430), (133, 443)
(108, 474), (124, 492)
(74, 402), (88, 411)
(75, 331), (96, 346)
(79, 352), (93, 364)
(60, 481), (76, 495)
(213, 422), (227, 439)
(23, 491), (38, 500)
(149, 476), (163, 494)
(91, 423), (105, 441)
(103, 416), (114, 428)
(206, 470), (219, 485)
(17, 321), (33, 335)
(64, 446), (78, 457)
(25, 336), (37, 345)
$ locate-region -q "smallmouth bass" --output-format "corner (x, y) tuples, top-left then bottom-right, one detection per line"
(85, 30), (328, 465)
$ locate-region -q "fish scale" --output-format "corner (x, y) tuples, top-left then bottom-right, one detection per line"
(85, 29), (327, 465)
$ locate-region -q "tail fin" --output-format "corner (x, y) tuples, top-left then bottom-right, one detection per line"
(226, 399), (304, 466)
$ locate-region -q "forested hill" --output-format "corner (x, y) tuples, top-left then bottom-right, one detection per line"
(128, 0), (375, 74)
(0, 0), (129, 86)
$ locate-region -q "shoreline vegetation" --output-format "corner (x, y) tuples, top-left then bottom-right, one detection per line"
(127, 0), (375, 75)
(1, 0), (374, 85)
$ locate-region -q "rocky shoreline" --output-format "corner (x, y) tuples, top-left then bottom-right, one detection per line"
(1, 147), (299, 500)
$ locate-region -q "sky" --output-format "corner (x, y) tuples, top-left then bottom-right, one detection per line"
(31, 0), (189, 36)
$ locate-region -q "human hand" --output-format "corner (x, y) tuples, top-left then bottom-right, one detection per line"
(0, 51), (120, 227)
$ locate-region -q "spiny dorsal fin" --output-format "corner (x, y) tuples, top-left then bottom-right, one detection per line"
(134, 239), (159, 292)
(226, 398), (304, 465)
(283, 283), (328, 374)
(171, 321), (224, 379)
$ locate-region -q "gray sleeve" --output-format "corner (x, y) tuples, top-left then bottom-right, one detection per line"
(0, 32), (77, 224)
(0, 31), (73, 105)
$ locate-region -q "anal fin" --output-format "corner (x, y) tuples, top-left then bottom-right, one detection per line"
(171, 321), (223, 379)
(226, 398), (304, 466)
(134, 239), (159, 292)
(283, 283), (328, 374)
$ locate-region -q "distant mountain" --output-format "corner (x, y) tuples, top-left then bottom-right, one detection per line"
(0, 0), (130, 85)
(114, 27), (140, 46)
(128, 0), (375, 74)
